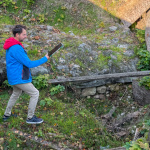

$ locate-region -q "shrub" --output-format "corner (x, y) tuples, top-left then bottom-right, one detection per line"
(40, 97), (53, 107)
(49, 84), (65, 96)
(0, 0), (16, 7)
(136, 45), (150, 71)
(32, 74), (49, 89)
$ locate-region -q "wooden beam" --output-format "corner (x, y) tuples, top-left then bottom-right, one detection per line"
(48, 71), (150, 84)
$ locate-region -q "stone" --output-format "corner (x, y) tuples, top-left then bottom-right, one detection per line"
(109, 26), (118, 32)
(23, 44), (29, 48)
(123, 50), (134, 57)
(78, 43), (91, 52)
(59, 58), (65, 64)
(57, 65), (69, 72)
(97, 86), (107, 94)
(110, 54), (117, 60)
(99, 94), (105, 100)
(81, 87), (96, 97)
(31, 66), (48, 76)
(132, 80), (150, 105)
(75, 88), (81, 95)
(117, 44), (129, 49)
(103, 50), (113, 56)
(3, 28), (10, 32)
(94, 95), (100, 99)
(108, 85), (116, 91)
(112, 38), (119, 44)
(47, 26), (53, 31)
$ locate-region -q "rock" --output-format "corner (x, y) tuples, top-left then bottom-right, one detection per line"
(0, 68), (7, 86)
(78, 43), (91, 52)
(103, 50), (113, 56)
(3, 28), (10, 32)
(109, 26), (118, 32)
(69, 32), (75, 36)
(94, 95), (100, 99)
(75, 88), (81, 95)
(99, 94), (106, 100)
(56, 76), (66, 80)
(36, 25), (47, 30)
(117, 44), (129, 49)
(112, 38), (119, 44)
(0, 57), (7, 85)
(123, 50), (134, 57)
(4, 25), (13, 29)
(98, 40), (111, 47)
(122, 27), (130, 34)
(47, 26), (53, 31)
(97, 86), (107, 94)
(57, 65), (69, 72)
(82, 87), (96, 97)
(59, 58), (65, 64)
(81, 36), (87, 39)
(31, 66), (48, 76)
(69, 64), (81, 76)
(32, 40), (44, 46)
(65, 53), (74, 59)
(108, 85), (116, 91)
(132, 80), (150, 105)
(110, 54), (117, 60)
(23, 44), (29, 48)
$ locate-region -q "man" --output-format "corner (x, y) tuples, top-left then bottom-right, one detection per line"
(3, 25), (50, 124)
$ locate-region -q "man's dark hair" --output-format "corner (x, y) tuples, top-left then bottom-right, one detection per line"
(12, 25), (26, 37)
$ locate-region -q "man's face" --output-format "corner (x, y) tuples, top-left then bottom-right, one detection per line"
(16, 29), (27, 42)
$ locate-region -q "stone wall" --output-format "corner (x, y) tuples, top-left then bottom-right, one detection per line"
(76, 83), (130, 100)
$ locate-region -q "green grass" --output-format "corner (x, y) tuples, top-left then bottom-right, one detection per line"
(0, 87), (126, 149)
(0, 15), (15, 25)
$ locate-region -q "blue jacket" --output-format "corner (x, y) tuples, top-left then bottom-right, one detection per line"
(5, 44), (48, 85)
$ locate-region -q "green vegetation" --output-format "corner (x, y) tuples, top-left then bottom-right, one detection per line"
(32, 74), (49, 89)
(0, 84), (130, 149)
(1, 0), (150, 149)
(139, 76), (150, 90)
(50, 84), (65, 96)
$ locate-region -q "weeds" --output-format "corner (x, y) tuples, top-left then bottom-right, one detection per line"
(32, 74), (49, 89)
(50, 84), (65, 96)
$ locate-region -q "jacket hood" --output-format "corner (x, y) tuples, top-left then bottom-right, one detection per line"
(3, 37), (24, 50)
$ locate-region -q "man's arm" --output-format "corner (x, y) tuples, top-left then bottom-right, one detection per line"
(11, 45), (49, 68)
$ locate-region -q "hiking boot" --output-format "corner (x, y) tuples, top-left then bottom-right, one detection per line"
(26, 115), (43, 124)
(3, 114), (17, 121)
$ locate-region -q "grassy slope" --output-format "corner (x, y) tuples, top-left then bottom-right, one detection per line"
(0, 0), (149, 149)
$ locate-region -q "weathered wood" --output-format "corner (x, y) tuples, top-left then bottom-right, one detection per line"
(112, 111), (141, 128)
(116, 0), (150, 27)
(106, 147), (125, 150)
(133, 128), (140, 141)
(102, 106), (116, 119)
(145, 10), (150, 52)
(48, 71), (150, 84)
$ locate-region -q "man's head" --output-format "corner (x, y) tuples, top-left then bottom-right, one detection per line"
(12, 25), (27, 42)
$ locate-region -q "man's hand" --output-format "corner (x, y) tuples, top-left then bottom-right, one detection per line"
(45, 53), (50, 59)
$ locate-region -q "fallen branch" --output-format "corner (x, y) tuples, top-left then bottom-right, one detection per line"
(102, 106), (116, 120)
(106, 147), (125, 150)
(133, 128), (140, 141)
(112, 111), (141, 128)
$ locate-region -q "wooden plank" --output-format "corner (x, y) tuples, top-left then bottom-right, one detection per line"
(107, 147), (125, 150)
(48, 71), (150, 84)
(145, 10), (150, 52)
(116, 0), (150, 27)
